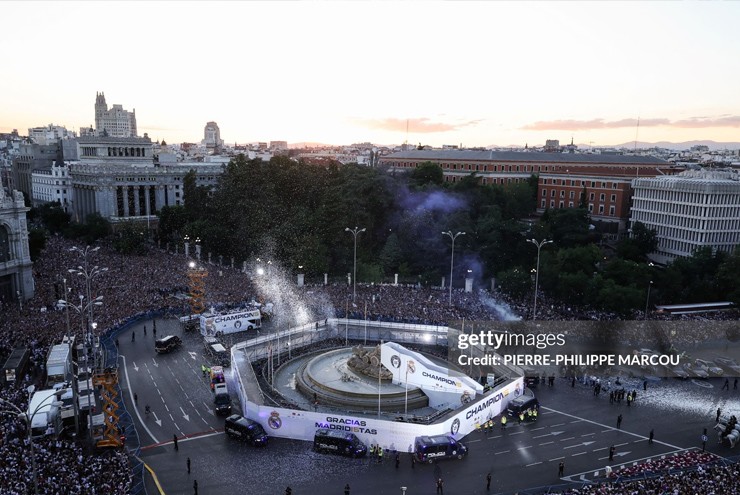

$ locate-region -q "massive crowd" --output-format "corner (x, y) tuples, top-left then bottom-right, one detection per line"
(552, 452), (737, 495)
(0, 234), (738, 493)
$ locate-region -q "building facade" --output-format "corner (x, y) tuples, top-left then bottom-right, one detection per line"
(202, 122), (223, 151)
(380, 150), (677, 230)
(12, 142), (60, 203)
(31, 161), (71, 210)
(631, 169), (740, 264)
(0, 187), (34, 306)
(69, 137), (222, 225)
(95, 92), (138, 138)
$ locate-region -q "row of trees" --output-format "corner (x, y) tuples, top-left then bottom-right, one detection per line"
(29, 155), (740, 315)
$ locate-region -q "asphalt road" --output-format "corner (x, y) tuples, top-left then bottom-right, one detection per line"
(118, 319), (740, 495)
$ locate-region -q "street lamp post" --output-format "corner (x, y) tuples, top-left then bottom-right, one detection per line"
(527, 238), (553, 320)
(442, 231), (466, 305)
(68, 246), (108, 372)
(345, 227), (366, 302)
(644, 262), (654, 320)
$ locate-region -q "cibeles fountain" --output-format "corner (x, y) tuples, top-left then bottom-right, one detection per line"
(273, 341), (485, 415)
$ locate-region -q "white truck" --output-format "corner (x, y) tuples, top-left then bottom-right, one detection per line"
(46, 344), (71, 386)
(200, 308), (261, 337)
(27, 389), (61, 437)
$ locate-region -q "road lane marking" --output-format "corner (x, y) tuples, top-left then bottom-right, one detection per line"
(539, 441), (554, 446)
(494, 450), (509, 455)
(526, 462), (542, 466)
(120, 355), (160, 444)
(560, 437), (575, 442)
(517, 446), (532, 450)
(541, 406), (684, 450)
(572, 452), (587, 456)
(549, 457), (564, 461)
(551, 423), (565, 427)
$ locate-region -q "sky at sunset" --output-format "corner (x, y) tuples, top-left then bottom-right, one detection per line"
(2, 1), (740, 148)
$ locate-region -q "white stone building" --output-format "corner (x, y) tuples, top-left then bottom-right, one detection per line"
(95, 92), (138, 138)
(31, 161), (72, 210)
(631, 169), (740, 264)
(69, 136), (222, 227)
(0, 187), (34, 305)
(202, 122), (223, 151)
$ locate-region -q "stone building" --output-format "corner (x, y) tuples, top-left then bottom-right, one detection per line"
(95, 92), (138, 138)
(0, 186), (34, 306)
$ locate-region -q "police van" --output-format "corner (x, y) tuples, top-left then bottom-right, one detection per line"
(313, 428), (367, 458)
(155, 335), (182, 354)
(224, 414), (268, 446)
(414, 434), (468, 463)
(506, 395), (539, 418)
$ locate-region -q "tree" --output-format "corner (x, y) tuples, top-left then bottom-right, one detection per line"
(33, 202), (71, 234)
(379, 233), (403, 274)
(28, 228), (47, 261)
(113, 221), (148, 255)
(408, 161), (444, 188)
(496, 267), (531, 299)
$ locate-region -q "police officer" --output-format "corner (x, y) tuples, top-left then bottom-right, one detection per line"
(518, 411), (525, 424)
(533, 409), (538, 421)
(201, 365), (207, 377)
(501, 415), (507, 429)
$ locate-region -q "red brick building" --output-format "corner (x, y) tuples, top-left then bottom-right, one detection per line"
(379, 150), (680, 231)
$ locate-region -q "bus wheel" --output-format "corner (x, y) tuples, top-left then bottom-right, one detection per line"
(428, 459), (434, 464)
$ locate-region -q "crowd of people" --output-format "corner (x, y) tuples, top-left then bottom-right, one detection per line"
(552, 452), (737, 494)
(1, 234), (738, 493)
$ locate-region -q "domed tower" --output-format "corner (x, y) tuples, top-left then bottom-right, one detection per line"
(94, 92), (107, 133)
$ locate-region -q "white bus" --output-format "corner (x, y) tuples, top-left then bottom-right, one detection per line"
(200, 308), (262, 337)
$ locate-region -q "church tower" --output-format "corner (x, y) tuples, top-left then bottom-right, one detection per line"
(95, 92), (107, 132)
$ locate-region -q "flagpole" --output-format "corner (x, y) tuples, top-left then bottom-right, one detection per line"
(364, 301), (368, 345)
(345, 299), (349, 346)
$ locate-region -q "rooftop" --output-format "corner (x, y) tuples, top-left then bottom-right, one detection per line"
(381, 149), (669, 165)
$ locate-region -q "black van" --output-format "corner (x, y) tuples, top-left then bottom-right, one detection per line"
(155, 335), (182, 354)
(313, 428), (367, 457)
(224, 414), (268, 446)
(506, 395), (540, 418)
(414, 435), (468, 463)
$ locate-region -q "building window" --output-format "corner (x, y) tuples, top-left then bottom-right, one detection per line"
(559, 201), (564, 208)
(588, 203), (594, 212)
(600, 193), (605, 201)
(541, 199), (546, 208)
(551, 190), (556, 197)
(589, 193), (595, 200)
(591, 181), (596, 187)
(569, 191), (575, 199)
(542, 189), (547, 197)
(609, 205), (615, 216)
(599, 205), (605, 214)
(568, 201), (574, 208)
(550, 200), (555, 208)
(610, 194), (616, 202)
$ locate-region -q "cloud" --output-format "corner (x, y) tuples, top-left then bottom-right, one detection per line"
(521, 116), (740, 131)
(354, 117), (483, 133)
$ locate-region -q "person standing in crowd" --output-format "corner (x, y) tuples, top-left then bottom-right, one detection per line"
(193, 480), (198, 495)
(558, 461), (565, 477)
(649, 429), (654, 444)
(187, 457), (191, 474)
(173, 434), (178, 451)
(344, 483), (350, 495)
(436, 477), (444, 495)
(131, 330), (135, 342)
(717, 408), (722, 423)
(486, 471), (492, 491)
(617, 414), (623, 429)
